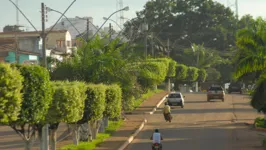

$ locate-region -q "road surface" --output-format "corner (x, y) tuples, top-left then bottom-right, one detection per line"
(125, 93), (264, 150)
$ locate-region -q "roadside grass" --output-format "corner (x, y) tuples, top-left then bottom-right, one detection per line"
(263, 139), (266, 150)
(58, 120), (122, 150)
(255, 117), (266, 128)
(133, 89), (163, 109)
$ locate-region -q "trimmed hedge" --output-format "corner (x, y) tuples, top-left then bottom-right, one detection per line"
(0, 63), (24, 124)
(12, 65), (53, 124)
(79, 84), (106, 123)
(186, 67), (199, 82)
(47, 81), (87, 124)
(138, 61), (168, 89)
(175, 64), (188, 81)
(104, 84), (122, 119)
(197, 69), (207, 82)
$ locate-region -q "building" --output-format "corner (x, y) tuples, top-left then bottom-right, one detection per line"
(0, 30), (72, 64)
(47, 17), (98, 45)
(0, 38), (40, 64)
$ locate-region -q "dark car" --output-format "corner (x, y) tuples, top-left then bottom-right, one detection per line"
(207, 85), (225, 102)
(228, 82), (242, 94)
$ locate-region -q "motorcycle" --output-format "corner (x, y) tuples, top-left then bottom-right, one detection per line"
(152, 143), (162, 150)
(164, 113), (172, 122)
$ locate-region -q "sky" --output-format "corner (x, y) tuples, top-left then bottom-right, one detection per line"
(0, 0), (266, 32)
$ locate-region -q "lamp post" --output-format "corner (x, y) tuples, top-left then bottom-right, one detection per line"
(90, 6), (129, 41)
(46, 7), (89, 42)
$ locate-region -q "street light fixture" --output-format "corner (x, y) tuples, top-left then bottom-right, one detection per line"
(46, 7), (85, 41)
(90, 6), (130, 41)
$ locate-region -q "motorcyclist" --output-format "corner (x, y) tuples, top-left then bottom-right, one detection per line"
(150, 128), (163, 149)
(163, 102), (172, 122)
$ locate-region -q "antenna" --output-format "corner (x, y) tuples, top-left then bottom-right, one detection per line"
(116, 0), (124, 29)
(227, 0), (239, 19)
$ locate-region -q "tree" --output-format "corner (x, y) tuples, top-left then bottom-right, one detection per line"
(197, 69), (207, 83)
(234, 17), (266, 79)
(0, 63), (23, 124)
(47, 81), (87, 148)
(78, 84), (106, 141)
(100, 84), (122, 132)
(176, 44), (224, 69)
(124, 0), (237, 56)
(206, 68), (221, 81)
(10, 65), (53, 150)
(186, 67), (199, 82)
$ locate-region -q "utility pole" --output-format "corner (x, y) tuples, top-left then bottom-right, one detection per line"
(167, 38), (170, 91)
(109, 23), (112, 42)
(167, 38), (170, 57)
(41, 4), (49, 150)
(41, 3), (47, 68)
(151, 32), (154, 57)
(15, 33), (19, 63)
(87, 18), (89, 41)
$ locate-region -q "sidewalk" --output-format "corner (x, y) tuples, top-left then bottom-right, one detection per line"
(94, 91), (169, 150)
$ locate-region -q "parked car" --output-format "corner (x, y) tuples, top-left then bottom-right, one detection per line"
(228, 82), (242, 94)
(207, 85), (225, 102)
(166, 92), (185, 108)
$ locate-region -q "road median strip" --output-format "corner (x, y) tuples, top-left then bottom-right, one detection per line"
(117, 94), (168, 150)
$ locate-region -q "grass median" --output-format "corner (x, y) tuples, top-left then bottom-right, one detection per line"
(58, 120), (122, 150)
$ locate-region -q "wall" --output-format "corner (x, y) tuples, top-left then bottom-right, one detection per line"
(5, 52), (39, 64)
(46, 31), (72, 53)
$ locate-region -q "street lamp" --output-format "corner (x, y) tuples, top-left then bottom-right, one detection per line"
(103, 17), (122, 30)
(46, 7), (85, 41)
(90, 6), (129, 41)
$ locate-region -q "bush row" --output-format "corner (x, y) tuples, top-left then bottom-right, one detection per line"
(0, 63), (122, 150)
(175, 64), (207, 82)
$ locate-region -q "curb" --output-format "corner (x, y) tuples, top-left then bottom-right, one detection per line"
(118, 93), (168, 150)
(148, 95), (168, 115)
(117, 119), (147, 150)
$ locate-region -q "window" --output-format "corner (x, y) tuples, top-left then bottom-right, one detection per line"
(56, 40), (61, 48)
(168, 93), (181, 98)
(67, 41), (71, 47)
(209, 87), (223, 91)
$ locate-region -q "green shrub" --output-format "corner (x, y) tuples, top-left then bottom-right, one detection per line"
(254, 117), (266, 128)
(197, 69), (207, 82)
(79, 84), (106, 123)
(168, 60), (177, 77)
(186, 67), (199, 82)
(13, 64), (53, 124)
(0, 63), (23, 124)
(47, 81), (87, 124)
(175, 64), (188, 81)
(104, 84), (122, 119)
(138, 61), (168, 89)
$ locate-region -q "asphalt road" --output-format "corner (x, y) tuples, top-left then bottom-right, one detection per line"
(125, 93), (264, 150)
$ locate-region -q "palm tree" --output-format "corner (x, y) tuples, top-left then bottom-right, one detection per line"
(234, 17), (266, 79)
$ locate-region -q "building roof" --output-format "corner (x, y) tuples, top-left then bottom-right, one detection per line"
(0, 30), (68, 35)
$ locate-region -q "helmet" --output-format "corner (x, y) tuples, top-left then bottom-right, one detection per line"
(164, 102), (168, 105)
(154, 128), (159, 133)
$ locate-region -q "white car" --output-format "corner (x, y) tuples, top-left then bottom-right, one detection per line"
(166, 92), (185, 108)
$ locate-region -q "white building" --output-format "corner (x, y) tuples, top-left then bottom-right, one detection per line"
(47, 17), (98, 42)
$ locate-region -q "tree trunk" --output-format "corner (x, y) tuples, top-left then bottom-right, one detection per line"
(11, 124), (36, 150)
(49, 123), (59, 150)
(79, 122), (89, 142)
(99, 118), (106, 133)
(104, 117), (109, 127)
(24, 139), (34, 150)
(87, 122), (93, 142)
(90, 120), (101, 139)
(69, 124), (80, 145)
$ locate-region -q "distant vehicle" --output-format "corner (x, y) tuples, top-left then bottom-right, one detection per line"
(207, 85), (225, 102)
(166, 92), (185, 108)
(228, 82), (242, 94)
